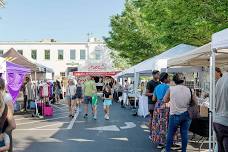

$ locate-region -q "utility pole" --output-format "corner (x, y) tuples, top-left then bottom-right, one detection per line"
(87, 32), (93, 42)
(86, 33), (93, 61)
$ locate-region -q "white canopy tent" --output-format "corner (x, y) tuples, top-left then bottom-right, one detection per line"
(135, 44), (197, 74)
(116, 44), (197, 78)
(209, 28), (228, 151)
(115, 44), (197, 108)
(167, 43), (211, 67)
(165, 28), (228, 151)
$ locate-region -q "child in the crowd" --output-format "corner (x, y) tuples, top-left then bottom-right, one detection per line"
(0, 132), (10, 152)
(103, 86), (112, 120)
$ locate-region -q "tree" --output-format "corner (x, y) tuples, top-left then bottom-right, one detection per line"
(105, 1), (166, 65)
(110, 50), (131, 70)
(106, 0), (228, 65)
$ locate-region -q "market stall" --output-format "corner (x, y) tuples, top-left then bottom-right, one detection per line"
(2, 48), (54, 117)
(166, 43), (212, 150)
(165, 28), (228, 151)
(0, 57), (30, 102)
(2, 48), (54, 80)
(210, 28), (228, 151)
(115, 44), (198, 112)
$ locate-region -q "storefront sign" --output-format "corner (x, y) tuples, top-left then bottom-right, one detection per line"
(66, 62), (79, 66)
(88, 64), (105, 71)
(73, 71), (119, 77)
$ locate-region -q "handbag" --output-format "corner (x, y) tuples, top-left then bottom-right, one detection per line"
(187, 88), (200, 119)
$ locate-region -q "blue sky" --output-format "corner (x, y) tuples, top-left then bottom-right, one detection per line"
(0, 0), (124, 41)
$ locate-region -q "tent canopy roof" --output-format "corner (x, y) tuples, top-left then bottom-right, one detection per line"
(168, 42), (228, 67)
(6, 61), (31, 74)
(167, 43), (211, 67)
(212, 28), (228, 51)
(2, 48), (54, 73)
(116, 44), (197, 77)
(2, 48), (37, 71)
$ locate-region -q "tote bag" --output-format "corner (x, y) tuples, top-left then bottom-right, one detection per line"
(188, 88), (200, 119)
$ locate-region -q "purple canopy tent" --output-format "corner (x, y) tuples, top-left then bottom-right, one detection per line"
(5, 61), (30, 103)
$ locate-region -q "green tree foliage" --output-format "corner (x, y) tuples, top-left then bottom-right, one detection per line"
(105, 0), (228, 66)
(110, 50), (131, 70)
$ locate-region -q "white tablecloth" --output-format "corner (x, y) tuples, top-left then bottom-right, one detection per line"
(138, 95), (149, 118)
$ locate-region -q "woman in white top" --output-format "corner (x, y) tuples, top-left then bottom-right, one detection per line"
(164, 73), (195, 152)
(66, 79), (76, 118)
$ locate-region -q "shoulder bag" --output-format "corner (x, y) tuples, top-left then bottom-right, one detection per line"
(187, 88), (200, 119)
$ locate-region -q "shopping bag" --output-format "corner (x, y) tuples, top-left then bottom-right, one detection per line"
(44, 105), (53, 116)
(188, 88), (200, 119)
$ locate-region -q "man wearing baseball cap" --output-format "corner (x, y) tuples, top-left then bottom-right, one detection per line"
(146, 70), (160, 116)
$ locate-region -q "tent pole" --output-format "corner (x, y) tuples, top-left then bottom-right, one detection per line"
(133, 69), (139, 108)
(212, 49), (216, 150)
(35, 71), (37, 98)
(209, 48), (216, 151)
(209, 54), (213, 152)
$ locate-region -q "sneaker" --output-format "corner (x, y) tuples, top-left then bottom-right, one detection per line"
(84, 114), (88, 119)
(148, 135), (152, 140)
(156, 144), (165, 149)
(105, 115), (110, 120)
(171, 144), (181, 150)
(161, 148), (166, 152)
(93, 115), (97, 120)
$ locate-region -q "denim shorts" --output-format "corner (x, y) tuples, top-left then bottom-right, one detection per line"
(103, 99), (112, 106)
(84, 96), (92, 104)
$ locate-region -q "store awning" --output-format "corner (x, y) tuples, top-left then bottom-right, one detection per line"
(73, 71), (120, 77)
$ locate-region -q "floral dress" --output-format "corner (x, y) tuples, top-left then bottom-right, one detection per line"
(151, 83), (179, 145)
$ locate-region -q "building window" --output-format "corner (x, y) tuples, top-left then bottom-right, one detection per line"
(80, 49), (86, 60)
(58, 49), (64, 60)
(31, 50), (37, 60)
(70, 49), (76, 60)
(95, 50), (101, 60)
(0, 50), (3, 55)
(17, 50), (23, 55)
(45, 50), (50, 60)
(60, 72), (65, 77)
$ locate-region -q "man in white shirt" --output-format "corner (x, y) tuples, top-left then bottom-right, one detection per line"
(214, 72), (228, 152)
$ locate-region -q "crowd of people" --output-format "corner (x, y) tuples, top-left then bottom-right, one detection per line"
(144, 70), (196, 152)
(0, 68), (227, 152)
(64, 76), (121, 121)
(143, 69), (228, 152)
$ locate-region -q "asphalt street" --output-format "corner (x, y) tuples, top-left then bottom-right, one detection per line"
(13, 102), (159, 152)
